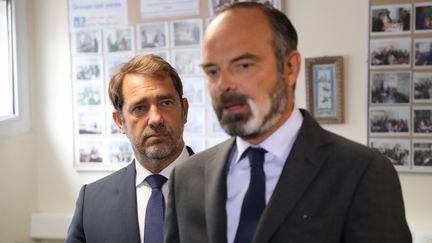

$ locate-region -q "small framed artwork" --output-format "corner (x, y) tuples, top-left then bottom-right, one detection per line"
(413, 72), (432, 102)
(171, 19), (202, 47)
(414, 2), (432, 33)
(370, 71), (411, 104)
(104, 26), (134, 54)
(71, 30), (101, 55)
(413, 140), (432, 171)
(137, 22), (169, 50)
(370, 4), (411, 35)
(370, 138), (411, 168)
(370, 38), (411, 68)
(414, 38), (432, 67)
(369, 106), (410, 135)
(305, 56), (344, 124)
(104, 53), (135, 82)
(413, 106), (432, 135)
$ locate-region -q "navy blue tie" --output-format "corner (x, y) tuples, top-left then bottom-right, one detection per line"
(234, 147), (267, 243)
(144, 174), (167, 243)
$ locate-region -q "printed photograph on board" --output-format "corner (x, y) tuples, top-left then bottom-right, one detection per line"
(370, 38), (411, 68)
(413, 72), (432, 102)
(370, 71), (410, 104)
(369, 106), (410, 135)
(370, 139), (410, 167)
(371, 4), (411, 35)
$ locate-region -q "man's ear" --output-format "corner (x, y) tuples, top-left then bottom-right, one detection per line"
(112, 110), (125, 133)
(181, 97), (189, 124)
(284, 50), (301, 89)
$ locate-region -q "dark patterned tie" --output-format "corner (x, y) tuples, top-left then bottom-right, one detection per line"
(234, 147), (267, 243)
(144, 174), (167, 243)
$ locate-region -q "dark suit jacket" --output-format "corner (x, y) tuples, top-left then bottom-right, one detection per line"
(66, 147), (194, 243)
(164, 110), (411, 243)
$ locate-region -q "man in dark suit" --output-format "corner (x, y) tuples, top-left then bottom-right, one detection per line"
(164, 2), (411, 243)
(66, 54), (193, 243)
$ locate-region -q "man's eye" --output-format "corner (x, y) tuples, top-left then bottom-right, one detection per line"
(239, 63), (251, 69)
(204, 68), (219, 77)
(160, 100), (174, 106)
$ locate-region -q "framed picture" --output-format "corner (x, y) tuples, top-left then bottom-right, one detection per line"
(414, 38), (432, 67)
(72, 56), (103, 82)
(369, 38), (411, 68)
(103, 26), (134, 54)
(413, 140), (432, 170)
(413, 106), (432, 135)
(370, 4), (411, 35)
(369, 106), (410, 135)
(370, 138), (411, 168)
(305, 56), (344, 124)
(171, 19), (202, 47)
(71, 30), (101, 55)
(413, 72), (432, 102)
(137, 22), (169, 50)
(370, 71), (411, 104)
(415, 2), (432, 33)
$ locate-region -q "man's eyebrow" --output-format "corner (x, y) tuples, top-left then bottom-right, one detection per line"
(200, 53), (259, 69)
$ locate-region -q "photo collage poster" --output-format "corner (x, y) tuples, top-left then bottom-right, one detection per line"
(369, 1), (432, 173)
(68, 0), (283, 171)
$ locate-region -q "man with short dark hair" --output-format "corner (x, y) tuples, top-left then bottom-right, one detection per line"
(66, 54), (193, 243)
(164, 3), (411, 243)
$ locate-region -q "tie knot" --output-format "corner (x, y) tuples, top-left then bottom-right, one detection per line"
(247, 147), (266, 168)
(145, 174), (167, 189)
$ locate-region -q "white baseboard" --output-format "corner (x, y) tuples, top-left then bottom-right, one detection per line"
(30, 213), (72, 240)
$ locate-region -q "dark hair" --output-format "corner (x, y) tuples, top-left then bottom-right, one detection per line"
(108, 54), (183, 111)
(218, 2), (297, 61)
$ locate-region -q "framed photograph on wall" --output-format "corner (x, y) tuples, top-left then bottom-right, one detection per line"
(414, 2), (432, 33)
(370, 138), (411, 169)
(305, 56), (344, 124)
(370, 71), (411, 104)
(370, 38), (411, 68)
(413, 72), (432, 102)
(370, 4), (411, 35)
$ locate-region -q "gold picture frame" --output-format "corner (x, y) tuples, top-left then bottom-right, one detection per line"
(305, 56), (344, 124)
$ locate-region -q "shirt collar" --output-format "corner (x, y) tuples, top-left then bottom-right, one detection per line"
(234, 107), (303, 164)
(135, 146), (190, 187)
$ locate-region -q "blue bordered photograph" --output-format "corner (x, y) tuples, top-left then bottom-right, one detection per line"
(370, 4), (411, 35)
(305, 56), (344, 124)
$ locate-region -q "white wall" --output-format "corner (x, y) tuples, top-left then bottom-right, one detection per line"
(0, 0), (430, 242)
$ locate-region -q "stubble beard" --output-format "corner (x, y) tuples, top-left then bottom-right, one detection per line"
(214, 74), (288, 139)
(128, 123), (183, 169)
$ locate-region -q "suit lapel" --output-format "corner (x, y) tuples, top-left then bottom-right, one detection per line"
(119, 162), (141, 243)
(205, 138), (235, 243)
(253, 111), (332, 243)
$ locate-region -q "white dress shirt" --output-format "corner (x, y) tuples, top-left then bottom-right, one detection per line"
(136, 146), (190, 243)
(226, 107), (304, 243)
